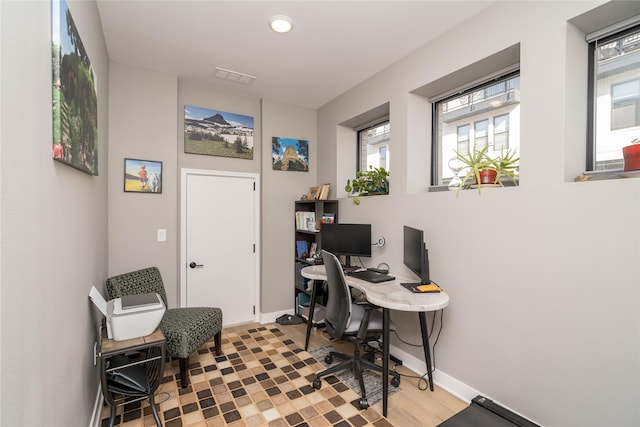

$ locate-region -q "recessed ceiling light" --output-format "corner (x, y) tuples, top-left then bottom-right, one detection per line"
(269, 15), (293, 33)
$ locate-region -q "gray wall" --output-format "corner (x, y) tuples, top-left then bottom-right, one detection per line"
(3, 0), (639, 425)
(109, 74), (317, 318)
(107, 62), (179, 304)
(0, 0), (109, 425)
(317, 1), (639, 426)
(261, 98), (317, 314)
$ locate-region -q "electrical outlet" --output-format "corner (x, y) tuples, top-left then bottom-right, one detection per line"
(93, 342), (98, 366)
(157, 229), (166, 242)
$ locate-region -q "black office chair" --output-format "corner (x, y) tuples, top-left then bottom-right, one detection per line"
(311, 250), (400, 409)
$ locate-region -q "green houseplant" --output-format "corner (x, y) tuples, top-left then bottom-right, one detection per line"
(344, 166), (389, 204)
(454, 146), (519, 194)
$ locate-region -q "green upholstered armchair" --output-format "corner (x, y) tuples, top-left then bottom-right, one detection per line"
(106, 267), (223, 388)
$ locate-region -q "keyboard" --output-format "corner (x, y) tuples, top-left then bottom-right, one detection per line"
(347, 270), (395, 283)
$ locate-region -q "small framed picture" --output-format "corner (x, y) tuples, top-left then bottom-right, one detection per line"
(124, 158), (163, 193)
(318, 183), (331, 200)
(307, 186), (320, 200)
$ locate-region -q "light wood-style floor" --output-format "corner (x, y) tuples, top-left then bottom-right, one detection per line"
(274, 321), (468, 426)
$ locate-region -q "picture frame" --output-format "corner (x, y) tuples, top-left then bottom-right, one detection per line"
(52, 0), (98, 175)
(124, 158), (163, 193)
(318, 183), (331, 200)
(307, 186), (320, 200)
(272, 137), (309, 171)
(184, 105), (254, 159)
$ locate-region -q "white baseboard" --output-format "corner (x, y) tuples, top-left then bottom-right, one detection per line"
(260, 309), (293, 325)
(388, 344), (542, 426)
(89, 384), (103, 427)
(386, 344), (478, 404)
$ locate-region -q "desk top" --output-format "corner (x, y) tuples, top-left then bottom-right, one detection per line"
(301, 265), (449, 312)
(100, 327), (165, 357)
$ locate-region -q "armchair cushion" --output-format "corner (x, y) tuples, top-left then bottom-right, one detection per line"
(161, 307), (222, 358)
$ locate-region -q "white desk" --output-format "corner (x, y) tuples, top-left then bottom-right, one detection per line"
(301, 265), (449, 417)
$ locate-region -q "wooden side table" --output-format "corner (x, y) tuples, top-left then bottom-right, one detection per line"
(99, 326), (166, 427)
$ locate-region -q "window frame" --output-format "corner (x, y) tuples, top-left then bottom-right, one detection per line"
(356, 120), (390, 173)
(431, 70), (520, 186)
(587, 23), (640, 171)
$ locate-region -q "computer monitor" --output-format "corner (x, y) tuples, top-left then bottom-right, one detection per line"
(403, 225), (430, 285)
(321, 223), (371, 266)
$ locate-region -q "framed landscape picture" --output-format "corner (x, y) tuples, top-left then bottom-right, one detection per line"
(124, 158), (162, 193)
(272, 137), (309, 171)
(51, 0), (98, 175)
(184, 105), (254, 159)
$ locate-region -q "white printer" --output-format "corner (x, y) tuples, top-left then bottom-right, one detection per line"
(89, 286), (166, 341)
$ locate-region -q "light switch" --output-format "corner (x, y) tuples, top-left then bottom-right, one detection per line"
(157, 229), (166, 242)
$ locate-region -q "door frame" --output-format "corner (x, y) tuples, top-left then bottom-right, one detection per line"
(180, 168), (260, 321)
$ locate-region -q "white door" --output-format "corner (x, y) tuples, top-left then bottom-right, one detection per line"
(181, 169), (259, 326)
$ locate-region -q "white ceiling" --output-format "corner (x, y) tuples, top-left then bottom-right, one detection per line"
(96, 1), (495, 110)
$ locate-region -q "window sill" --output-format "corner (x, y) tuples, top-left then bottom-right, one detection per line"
(580, 170), (637, 181)
(428, 180), (518, 193)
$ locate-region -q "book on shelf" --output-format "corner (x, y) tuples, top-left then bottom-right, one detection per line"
(295, 211), (317, 231)
(320, 212), (335, 224)
(296, 240), (308, 258)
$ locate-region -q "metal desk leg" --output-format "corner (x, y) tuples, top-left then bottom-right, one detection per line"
(419, 311), (434, 391)
(107, 404), (117, 427)
(304, 280), (319, 351)
(382, 308), (390, 417)
(149, 394), (162, 427)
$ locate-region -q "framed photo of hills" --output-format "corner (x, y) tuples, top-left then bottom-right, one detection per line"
(272, 137), (309, 172)
(184, 105), (254, 159)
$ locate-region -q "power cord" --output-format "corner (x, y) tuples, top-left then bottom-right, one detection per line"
(391, 309), (445, 391)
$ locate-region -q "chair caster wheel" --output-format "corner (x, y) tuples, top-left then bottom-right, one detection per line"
(312, 378), (322, 389)
(325, 355), (333, 364)
(391, 376), (400, 387)
(358, 398), (369, 409)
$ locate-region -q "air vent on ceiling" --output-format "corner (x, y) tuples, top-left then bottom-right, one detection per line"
(213, 67), (256, 85)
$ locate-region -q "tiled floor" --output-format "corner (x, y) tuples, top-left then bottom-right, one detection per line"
(100, 325), (393, 427)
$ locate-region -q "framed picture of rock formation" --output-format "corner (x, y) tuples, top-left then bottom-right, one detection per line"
(272, 137), (309, 172)
(184, 105), (254, 159)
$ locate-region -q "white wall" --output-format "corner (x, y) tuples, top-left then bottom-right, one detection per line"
(318, 1), (639, 426)
(0, 0), (109, 424)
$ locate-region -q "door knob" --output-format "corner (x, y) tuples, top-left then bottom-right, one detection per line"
(189, 262), (203, 269)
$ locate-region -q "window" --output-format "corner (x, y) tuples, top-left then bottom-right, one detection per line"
(433, 72), (520, 186)
(588, 24), (640, 171)
(493, 114), (509, 150)
(358, 121), (390, 172)
(457, 125), (470, 155)
(611, 79), (640, 130)
(474, 120), (489, 149)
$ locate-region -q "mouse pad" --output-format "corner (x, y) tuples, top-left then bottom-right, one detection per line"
(400, 283), (442, 293)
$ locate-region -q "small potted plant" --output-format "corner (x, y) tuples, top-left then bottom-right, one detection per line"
(454, 146), (519, 194)
(490, 147), (520, 186)
(344, 166), (389, 204)
(622, 138), (640, 171)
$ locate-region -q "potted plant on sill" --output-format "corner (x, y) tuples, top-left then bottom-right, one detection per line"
(344, 166), (389, 204)
(454, 146), (519, 194)
(622, 138), (640, 171)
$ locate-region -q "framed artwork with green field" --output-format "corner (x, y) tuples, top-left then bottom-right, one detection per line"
(124, 158), (162, 194)
(184, 105), (254, 159)
(52, 0), (98, 175)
